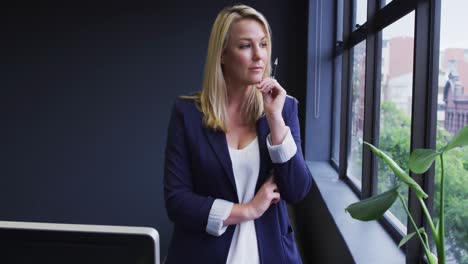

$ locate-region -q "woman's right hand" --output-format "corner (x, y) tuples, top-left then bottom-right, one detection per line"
(247, 173), (280, 219)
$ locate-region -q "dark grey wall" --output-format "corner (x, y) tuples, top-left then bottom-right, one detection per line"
(304, 0), (335, 161)
(295, 1), (356, 263)
(1, 1), (309, 259)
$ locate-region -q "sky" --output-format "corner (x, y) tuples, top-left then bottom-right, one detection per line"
(439, 0), (468, 49)
(355, 0), (468, 50)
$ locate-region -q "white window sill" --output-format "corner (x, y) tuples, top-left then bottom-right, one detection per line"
(306, 161), (405, 264)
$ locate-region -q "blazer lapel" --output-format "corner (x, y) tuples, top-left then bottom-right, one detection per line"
(256, 115), (271, 191)
(203, 128), (238, 194)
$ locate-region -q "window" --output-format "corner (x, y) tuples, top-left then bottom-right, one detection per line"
(347, 40), (366, 189)
(378, 11), (415, 231)
(331, 51), (342, 166)
(334, 0), (449, 262)
(355, 0), (367, 28)
(435, 0), (468, 262)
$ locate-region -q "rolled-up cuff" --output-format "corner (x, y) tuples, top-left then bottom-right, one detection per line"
(206, 199), (234, 236)
(267, 127), (297, 163)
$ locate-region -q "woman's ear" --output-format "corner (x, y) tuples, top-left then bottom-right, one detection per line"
(221, 49), (227, 64)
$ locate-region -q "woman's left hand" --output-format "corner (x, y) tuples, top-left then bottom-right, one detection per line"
(256, 77), (286, 118)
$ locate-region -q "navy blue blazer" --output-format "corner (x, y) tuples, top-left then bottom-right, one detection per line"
(164, 96), (312, 264)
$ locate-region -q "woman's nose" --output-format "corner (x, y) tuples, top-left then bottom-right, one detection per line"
(252, 46), (262, 61)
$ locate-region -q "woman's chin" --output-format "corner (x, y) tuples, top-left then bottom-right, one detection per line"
(246, 76), (263, 85)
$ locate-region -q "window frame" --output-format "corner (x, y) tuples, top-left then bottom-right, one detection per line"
(335, 0), (441, 262)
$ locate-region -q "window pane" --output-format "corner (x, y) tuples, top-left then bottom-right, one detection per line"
(378, 11), (415, 230)
(435, 0), (468, 262)
(332, 0), (344, 165)
(347, 40), (366, 189)
(332, 54), (342, 164)
(355, 0), (367, 28)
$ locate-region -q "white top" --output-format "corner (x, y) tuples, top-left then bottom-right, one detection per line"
(226, 137), (260, 264)
(205, 127), (297, 264)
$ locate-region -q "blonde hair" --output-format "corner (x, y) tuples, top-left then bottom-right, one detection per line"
(183, 5), (272, 132)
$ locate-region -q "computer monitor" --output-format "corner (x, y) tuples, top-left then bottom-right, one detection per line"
(0, 221), (160, 264)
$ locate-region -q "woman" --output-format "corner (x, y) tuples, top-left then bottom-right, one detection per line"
(164, 5), (311, 264)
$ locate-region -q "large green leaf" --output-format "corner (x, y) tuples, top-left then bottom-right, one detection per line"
(409, 149), (440, 174)
(398, 227), (425, 247)
(364, 142), (428, 199)
(345, 185), (400, 221)
(444, 125), (468, 152)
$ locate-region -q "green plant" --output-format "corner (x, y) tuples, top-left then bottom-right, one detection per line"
(345, 126), (468, 264)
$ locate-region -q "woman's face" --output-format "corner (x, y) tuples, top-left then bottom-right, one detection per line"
(222, 18), (269, 86)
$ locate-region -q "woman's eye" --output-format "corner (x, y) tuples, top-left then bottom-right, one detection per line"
(240, 44), (251, 49)
(260, 43), (268, 48)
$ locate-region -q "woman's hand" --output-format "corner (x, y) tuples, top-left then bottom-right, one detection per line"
(223, 173), (280, 225)
(247, 174), (280, 219)
(256, 77), (286, 117)
(256, 77), (288, 145)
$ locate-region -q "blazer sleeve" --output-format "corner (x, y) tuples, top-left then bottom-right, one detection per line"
(164, 101), (215, 233)
(273, 99), (312, 204)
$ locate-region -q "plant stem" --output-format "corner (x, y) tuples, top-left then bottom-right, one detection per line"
(398, 193), (434, 263)
(418, 196), (438, 243)
(422, 231), (430, 250)
(438, 154), (446, 264)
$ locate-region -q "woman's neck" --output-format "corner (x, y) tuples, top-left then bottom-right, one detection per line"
(226, 83), (250, 110)
(226, 83), (252, 126)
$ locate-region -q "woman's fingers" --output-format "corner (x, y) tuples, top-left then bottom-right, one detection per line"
(256, 78), (276, 92)
(265, 181), (279, 201)
(270, 182), (278, 192)
(256, 77), (287, 118)
(249, 175), (281, 218)
(259, 172), (280, 202)
(266, 175), (274, 182)
(264, 176), (277, 188)
(271, 192), (280, 204)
